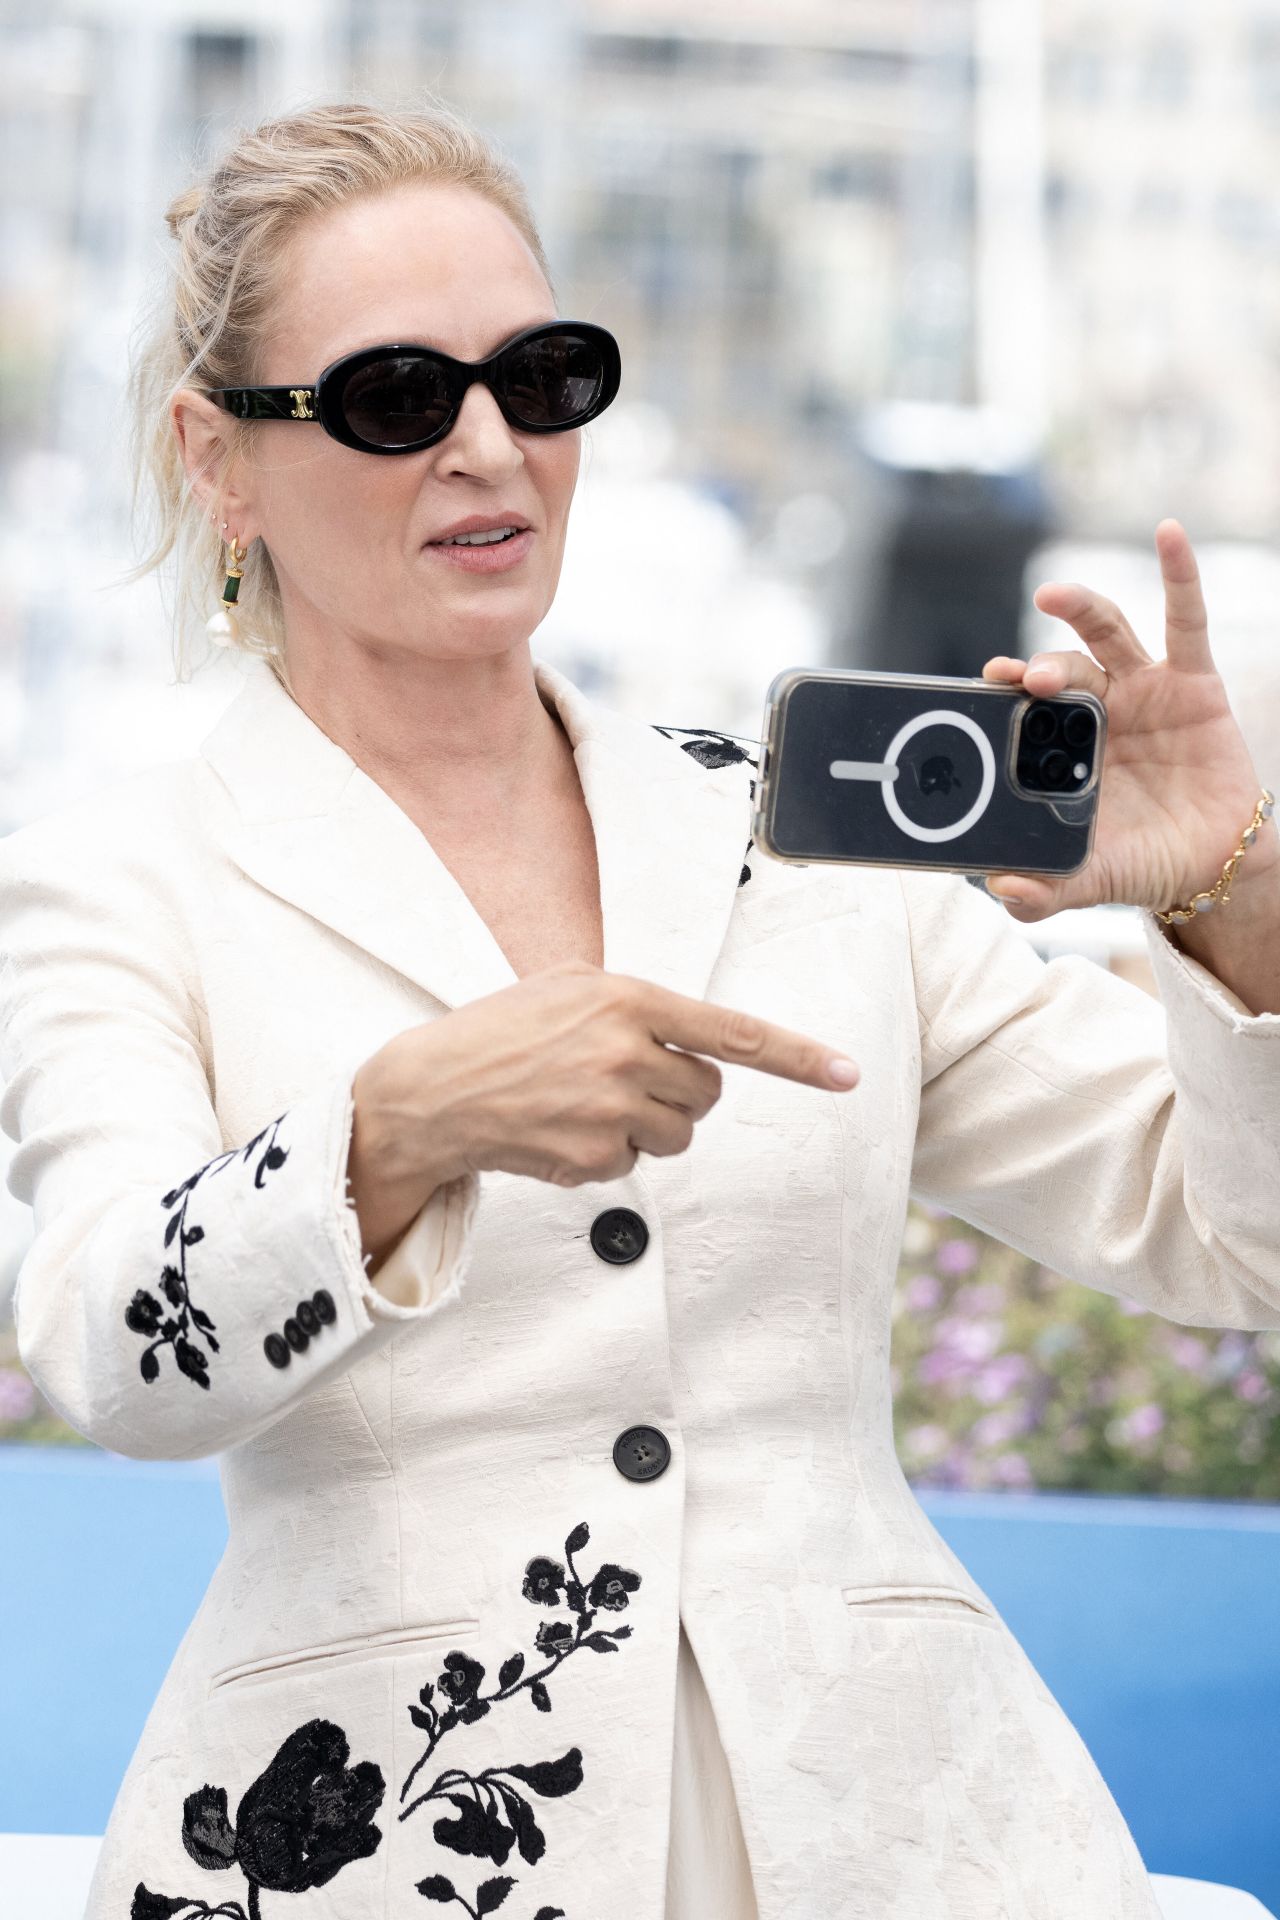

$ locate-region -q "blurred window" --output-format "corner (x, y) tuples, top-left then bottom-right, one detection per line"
(1139, 36), (1191, 107)
(186, 30), (253, 131)
(592, 33), (686, 73)
(1048, 44), (1107, 104)
(1133, 181), (1185, 225)
(1044, 172), (1099, 226)
(811, 151), (895, 202)
(587, 33), (774, 82)
(831, 46), (912, 84)
(1214, 188), (1275, 248)
(1248, 18), (1280, 118)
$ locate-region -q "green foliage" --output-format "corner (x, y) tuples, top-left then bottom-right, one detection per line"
(892, 1202), (1280, 1499)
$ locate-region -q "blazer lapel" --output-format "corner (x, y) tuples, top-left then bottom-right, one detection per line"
(197, 654), (754, 1013)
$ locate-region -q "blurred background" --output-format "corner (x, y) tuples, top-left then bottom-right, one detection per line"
(4, 0), (1279, 1493)
(3, 0), (1280, 1902)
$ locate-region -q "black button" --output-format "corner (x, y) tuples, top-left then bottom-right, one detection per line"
(283, 1316), (309, 1353)
(590, 1208), (649, 1265)
(296, 1299), (320, 1336)
(264, 1332), (290, 1370)
(312, 1288), (336, 1325)
(613, 1425), (671, 1481)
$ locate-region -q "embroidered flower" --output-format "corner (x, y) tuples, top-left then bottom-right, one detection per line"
(521, 1558), (566, 1607)
(438, 1651), (488, 1719)
(125, 1114), (290, 1393)
(133, 1716), (383, 1919)
(416, 1870), (567, 1917)
(586, 1565), (640, 1612)
(650, 723), (759, 886)
(400, 1523), (642, 1913)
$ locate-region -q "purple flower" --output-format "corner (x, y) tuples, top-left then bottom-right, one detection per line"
(1109, 1403), (1165, 1448)
(904, 1273), (942, 1311)
(954, 1283), (1004, 1314)
(935, 1316), (1005, 1364)
(1169, 1335), (1208, 1375)
(992, 1453), (1034, 1488)
(973, 1409), (1024, 1448)
(905, 1424), (948, 1457)
(974, 1354), (1031, 1404)
(936, 1239), (980, 1277)
(917, 1348), (975, 1387)
(1234, 1371), (1270, 1403)
(0, 1367), (37, 1424)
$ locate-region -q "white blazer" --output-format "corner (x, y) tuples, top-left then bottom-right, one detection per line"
(2, 653), (1278, 1920)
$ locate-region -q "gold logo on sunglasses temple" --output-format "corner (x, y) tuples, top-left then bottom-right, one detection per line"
(289, 389), (315, 419)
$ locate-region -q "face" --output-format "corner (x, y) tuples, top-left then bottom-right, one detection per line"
(176, 180), (581, 669)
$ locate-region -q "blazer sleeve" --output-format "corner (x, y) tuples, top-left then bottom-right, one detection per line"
(902, 867), (1280, 1330)
(0, 823), (480, 1461)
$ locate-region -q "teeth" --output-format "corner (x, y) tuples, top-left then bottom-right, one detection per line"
(443, 526), (520, 546)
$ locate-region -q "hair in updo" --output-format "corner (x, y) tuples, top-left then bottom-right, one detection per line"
(124, 96), (557, 695)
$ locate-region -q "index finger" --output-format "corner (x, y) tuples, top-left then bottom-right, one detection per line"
(1155, 518), (1213, 670)
(631, 978), (860, 1090)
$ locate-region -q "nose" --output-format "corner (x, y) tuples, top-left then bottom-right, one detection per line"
(437, 378), (524, 471)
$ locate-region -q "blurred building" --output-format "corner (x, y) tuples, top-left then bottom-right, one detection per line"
(5, 0), (1280, 756)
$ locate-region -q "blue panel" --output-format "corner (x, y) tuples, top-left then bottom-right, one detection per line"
(917, 1489), (1280, 1914)
(3, 1448), (1279, 1913)
(0, 1445), (227, 1835)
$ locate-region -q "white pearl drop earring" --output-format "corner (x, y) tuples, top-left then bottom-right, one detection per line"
(207, 529), (248, 647)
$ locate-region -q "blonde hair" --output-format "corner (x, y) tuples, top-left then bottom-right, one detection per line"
(124, 97), (557, 697)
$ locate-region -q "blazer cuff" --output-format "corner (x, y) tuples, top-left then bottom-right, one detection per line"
(333, 1061), (481, 1325)
(1141, 907), (1280, 1038)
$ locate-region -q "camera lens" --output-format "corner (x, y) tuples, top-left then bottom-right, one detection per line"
(1023, 703), (1058, 745)
(1061, 705), (1096, 749)
(1039, 748), (1072, 788)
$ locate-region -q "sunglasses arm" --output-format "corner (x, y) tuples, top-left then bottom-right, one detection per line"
(206, 387), (318, 422)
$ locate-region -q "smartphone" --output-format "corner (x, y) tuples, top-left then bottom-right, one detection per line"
(752, 667), (1106, 877)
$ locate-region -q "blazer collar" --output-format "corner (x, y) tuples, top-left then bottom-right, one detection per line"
(197, 653), (753, 1012)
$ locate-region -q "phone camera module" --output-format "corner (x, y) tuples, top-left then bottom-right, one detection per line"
(1016, 698), (1095, 794)
(1022, 704), (1057, 746)
(1061, 704), (1097, 750)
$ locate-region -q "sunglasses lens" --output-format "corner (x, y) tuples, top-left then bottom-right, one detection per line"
(342, 354), (453, 449)
(500, 330), (608, 427)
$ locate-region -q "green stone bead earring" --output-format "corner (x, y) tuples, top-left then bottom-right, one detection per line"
(207, 529), (249, 647)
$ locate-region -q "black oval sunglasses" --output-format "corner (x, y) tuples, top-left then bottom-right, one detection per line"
(203, 320), (622, 456)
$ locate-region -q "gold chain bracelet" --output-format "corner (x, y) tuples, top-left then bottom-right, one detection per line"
(1154, 787), (1276, 925)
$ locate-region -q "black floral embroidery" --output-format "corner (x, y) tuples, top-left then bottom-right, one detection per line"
(400, 1521), (641, 1911)
(131, 1717), (384, 1920)
(125, 1114), (290, 1391)
(651, 722), (761, 885)
(417, 1872), (566, 1919)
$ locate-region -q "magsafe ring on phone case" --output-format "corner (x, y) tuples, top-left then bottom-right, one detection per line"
(753, 667), (1107, 877)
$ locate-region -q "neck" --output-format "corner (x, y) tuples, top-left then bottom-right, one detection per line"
(279, 638), (572, 830)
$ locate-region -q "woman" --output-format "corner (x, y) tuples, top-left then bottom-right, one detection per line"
(2, 97), (1278, 1920)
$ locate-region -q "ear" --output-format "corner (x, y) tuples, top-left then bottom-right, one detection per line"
(170, 387), (258, 542)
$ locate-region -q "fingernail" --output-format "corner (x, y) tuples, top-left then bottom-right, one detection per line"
(828, 1056), (860, 1087)
(986, 881), (1024, 904)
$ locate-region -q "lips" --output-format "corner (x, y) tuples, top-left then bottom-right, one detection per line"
(425, 515), (532, 545)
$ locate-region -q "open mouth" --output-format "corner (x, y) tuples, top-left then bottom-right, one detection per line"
(430, 527), (525, 547)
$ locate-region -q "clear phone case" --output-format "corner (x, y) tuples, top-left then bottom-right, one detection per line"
(752, 667), (1106, 877)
